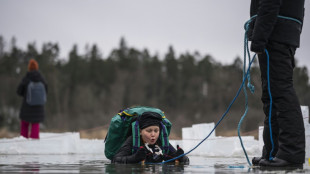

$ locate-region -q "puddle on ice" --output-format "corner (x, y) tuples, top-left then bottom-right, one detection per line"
(0, 155), (309, 173)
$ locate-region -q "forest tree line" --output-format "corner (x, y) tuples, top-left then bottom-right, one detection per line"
(0, 36), (309, 136)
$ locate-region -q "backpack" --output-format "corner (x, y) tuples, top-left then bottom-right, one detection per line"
(26, 81), (46, 106)
(104, 106), (172, 160)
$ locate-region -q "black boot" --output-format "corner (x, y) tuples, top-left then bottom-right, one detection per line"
(259, 157), (303, 169)
(252, 157), (263, 166)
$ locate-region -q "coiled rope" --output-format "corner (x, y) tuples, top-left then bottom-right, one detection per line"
(237, 14), (257, 167)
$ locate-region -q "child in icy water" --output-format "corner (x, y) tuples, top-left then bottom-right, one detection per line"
(112, 112), (189, 164)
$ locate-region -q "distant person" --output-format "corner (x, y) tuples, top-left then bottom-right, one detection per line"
(17, 59), (48, 139)
(248, 0), (305, 168)
(112, 112), (189, 164)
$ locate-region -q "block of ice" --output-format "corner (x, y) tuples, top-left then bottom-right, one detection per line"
(301, 106), (309, 121)
(192, 123), (216, 139)
(0, 132), (104, 155)
(182, 127), (194, 140)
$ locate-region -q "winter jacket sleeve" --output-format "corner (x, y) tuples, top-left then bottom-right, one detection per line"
(251, 0), (282, 53)
(17, 77), (28, 97)
(42, 78), (48, 94)
(112, 136), (142, 164)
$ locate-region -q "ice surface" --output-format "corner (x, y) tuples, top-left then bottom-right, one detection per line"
(179, 122), (260, 157)
(0, 106), (309, 159)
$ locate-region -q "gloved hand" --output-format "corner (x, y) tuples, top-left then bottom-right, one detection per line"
(173, 145), (184, 157)
(145, 152), (153, 161)
(163, 145), (185, 161)
(145, 152), (163, 163)
(135, 146), (147, 162)
(172, 145), (185, 162)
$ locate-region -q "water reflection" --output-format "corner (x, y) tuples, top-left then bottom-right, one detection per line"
(0, 155), (309, 173)
(105, 163), (185, 174)
(21, 162), (40, 174)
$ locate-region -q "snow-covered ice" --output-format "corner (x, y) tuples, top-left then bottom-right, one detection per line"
(0, 132), (104, 155)
(0, 106), (309, 159)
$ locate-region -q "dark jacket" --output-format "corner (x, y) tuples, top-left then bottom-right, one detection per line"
(112, 135), (189, 164)
(248, 0), (305, 52)
(17, 70), (48, 123)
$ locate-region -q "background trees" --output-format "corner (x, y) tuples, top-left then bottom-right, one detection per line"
(1, 36), (309, 137)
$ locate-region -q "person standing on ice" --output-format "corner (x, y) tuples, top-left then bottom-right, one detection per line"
(17, 59), (48, 139)
(112, 112), (189, 164)
(248, 0), (305, 168)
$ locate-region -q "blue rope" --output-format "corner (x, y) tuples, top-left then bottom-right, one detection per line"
(146, 14), (301, 166)
(247, 15), (302, 26)
(265, 49), (274, 161)
(145, 54), (257, 165)
(147, 15), (260, 166)
(237, 14), (302, 165)
(278, 15), (302, 25)
(236, 16), (258, 167)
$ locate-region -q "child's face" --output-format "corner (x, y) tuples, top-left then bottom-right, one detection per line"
(140, 125), (160, 145)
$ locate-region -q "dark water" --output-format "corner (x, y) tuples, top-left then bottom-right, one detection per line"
(0, 155), (309, 173)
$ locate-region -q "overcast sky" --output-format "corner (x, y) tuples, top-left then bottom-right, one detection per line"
(1, 0), (309, 69)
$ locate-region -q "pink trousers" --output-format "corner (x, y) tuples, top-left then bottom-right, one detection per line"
(20, 120), (40, 139)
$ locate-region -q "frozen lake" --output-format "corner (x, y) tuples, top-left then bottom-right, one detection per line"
(0, 105), (308, 173)
(0, 154), (309, 173)
(0, 131), (309, 173)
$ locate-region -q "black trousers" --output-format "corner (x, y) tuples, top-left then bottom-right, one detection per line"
(258, 41), (305, 164)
